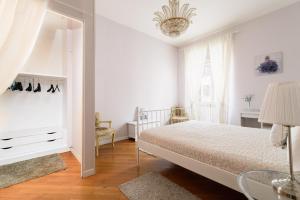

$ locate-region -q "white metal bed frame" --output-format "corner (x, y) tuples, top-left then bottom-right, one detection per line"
(136, 107), (274, 200)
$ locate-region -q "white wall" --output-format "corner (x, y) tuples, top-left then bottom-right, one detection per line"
(178, 3), (300, 125)
(70, 28), (83, 162)
(230, 3), (300, 125)
(95, 15), (178, 139)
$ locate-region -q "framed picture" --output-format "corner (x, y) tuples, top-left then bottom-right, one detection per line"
(255, 52), (283, 75)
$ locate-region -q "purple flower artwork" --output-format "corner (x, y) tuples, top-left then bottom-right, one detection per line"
(257, 56), (278, 73)
(255, 52), (283, 75)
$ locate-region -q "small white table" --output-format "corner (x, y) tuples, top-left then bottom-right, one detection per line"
(238, 170), (296, 200)
(127, 120), (160, 141)
(241, 110), (272, 129)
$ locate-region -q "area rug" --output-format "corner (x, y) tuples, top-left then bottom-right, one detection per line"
(0, 154), (66, 188)
(119, 172), (200, 200)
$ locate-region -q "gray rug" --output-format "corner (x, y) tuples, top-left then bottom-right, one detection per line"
(119, 172), (200, 200)
(0, 154), (66, 188)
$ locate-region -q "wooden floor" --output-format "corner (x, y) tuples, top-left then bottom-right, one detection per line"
(0, 140), (246, 200)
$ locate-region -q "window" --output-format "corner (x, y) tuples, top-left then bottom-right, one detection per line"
(199, 48), (214, 104)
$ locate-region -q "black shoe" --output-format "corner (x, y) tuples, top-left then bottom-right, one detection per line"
(26, 83), (32, 92)
(54, 84), (60, 92)
(47, 84), (54, 93)
(11, 82), (18, 91)
(18, 82), (23, 91)
(34, 83), (41, 93)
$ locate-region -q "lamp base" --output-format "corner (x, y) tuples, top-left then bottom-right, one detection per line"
(272, 177), (300, 199)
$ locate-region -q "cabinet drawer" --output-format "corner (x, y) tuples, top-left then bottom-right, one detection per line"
(0, 132), (62, 149)
(0, 139), (64, 158)
(0, 127), (64, 140)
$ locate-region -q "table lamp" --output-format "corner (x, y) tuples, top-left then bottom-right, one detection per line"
(259, 82), (300, 198)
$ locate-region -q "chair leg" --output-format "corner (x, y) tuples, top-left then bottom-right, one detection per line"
(112, 132), (115, 148)
(136, 146), (140, 166)
(96, 135), (99, 157)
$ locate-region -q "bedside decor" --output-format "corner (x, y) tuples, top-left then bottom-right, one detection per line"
(255, 52), (283, 75)
(259, 82), (300, 199)
(242, 95), (254, 110)
(153, 0), (197, 37)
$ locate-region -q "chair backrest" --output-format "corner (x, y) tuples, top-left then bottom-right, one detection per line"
(95, 112), (101, 127)
(171, 107), (186, 117)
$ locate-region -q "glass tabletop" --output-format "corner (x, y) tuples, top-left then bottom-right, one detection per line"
(238, 170), (300, 200)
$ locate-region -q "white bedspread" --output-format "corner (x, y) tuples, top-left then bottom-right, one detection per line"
(140, 121), (288, 174)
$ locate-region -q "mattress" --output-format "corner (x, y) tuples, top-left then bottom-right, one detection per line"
(140, 120), (288, 174)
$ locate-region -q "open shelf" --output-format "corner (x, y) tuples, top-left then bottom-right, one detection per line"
(18, 72), (67, 80)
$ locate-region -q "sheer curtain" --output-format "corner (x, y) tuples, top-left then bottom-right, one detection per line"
(184, 33), (233, 123)
(0, 0), (47, 95)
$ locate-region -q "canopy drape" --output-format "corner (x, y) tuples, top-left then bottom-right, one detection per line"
(0, 0), (47, 95)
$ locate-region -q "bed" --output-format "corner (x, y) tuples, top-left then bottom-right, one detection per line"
(136, 108), (288, 200)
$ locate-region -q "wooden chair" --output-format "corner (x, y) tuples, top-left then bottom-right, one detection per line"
(95, 112), (115, 157)
(170, 107), (189, 124)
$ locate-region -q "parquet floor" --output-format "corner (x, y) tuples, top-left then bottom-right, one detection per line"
(0, 140), (246, 200)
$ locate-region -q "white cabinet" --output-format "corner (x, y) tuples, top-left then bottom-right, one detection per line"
(127, 122), (137, 141)
(127, 120), (161, 141)
(241, 110), (272, 129)
(0, 127), (68, 165)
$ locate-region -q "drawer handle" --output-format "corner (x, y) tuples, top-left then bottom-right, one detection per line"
(2, 138), (13, 141)
(2, 147), (13, 150)
(47, 132), (56, 135)
(47, 139), (56, 142)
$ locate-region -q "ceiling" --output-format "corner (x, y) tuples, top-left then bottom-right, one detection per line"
(95, 0), (300, 47)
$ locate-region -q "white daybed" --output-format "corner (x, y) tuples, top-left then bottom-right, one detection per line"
(136, 119), (288, 200)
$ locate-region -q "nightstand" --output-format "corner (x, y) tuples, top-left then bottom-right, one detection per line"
(241, 110), (272, 129)
(127, 120), (160, 141)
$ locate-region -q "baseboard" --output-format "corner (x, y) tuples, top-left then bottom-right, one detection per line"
(98, 135), (129, 145)
(82, 168), (96, 177)
(70, 147), (82, 163)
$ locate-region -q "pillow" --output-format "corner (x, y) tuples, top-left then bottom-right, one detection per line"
(291, 127), (300, 172)
(270, 124), (288, 147)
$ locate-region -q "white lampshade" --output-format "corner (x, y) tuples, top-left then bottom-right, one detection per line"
(259, 82), (300, 126)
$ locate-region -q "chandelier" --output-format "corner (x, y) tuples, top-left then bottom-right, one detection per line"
(153, 0), (196, 37)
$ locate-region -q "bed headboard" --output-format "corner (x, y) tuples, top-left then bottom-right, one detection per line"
(136, 107), (171, 140)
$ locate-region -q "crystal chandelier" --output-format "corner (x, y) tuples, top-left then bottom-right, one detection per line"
(153, 0), (196, 37)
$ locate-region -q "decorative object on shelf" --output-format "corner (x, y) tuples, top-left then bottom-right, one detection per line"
(242, 95), (254, 110)
(34, 82), (41, 93)
(54, 84), (60, 93)
(7, 74), (64, 94)
(10, 82), (23, 92)
(259, 82), (300, 199)
(153, 0), (197, 37)
(255, 52), (283, 75)
(47, 84), (55, 93)
(25, 82), (32, 92)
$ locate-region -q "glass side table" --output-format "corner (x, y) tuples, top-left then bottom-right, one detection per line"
(238, 170), (300, 200)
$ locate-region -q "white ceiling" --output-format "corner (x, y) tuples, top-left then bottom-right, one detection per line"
(95, 0), (300, 47)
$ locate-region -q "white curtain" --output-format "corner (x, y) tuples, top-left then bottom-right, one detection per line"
(184, 33), (233, 123)
(0, 0), (47, 95)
